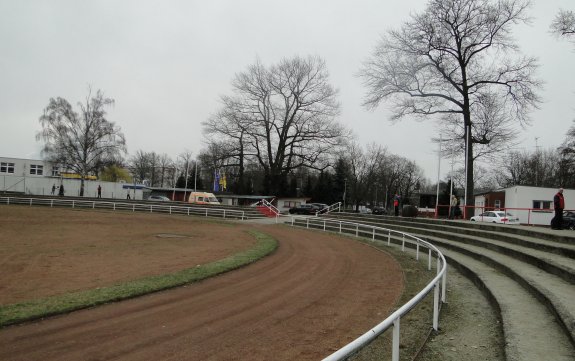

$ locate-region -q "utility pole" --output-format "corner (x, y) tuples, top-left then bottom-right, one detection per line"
(535, 137), (540, 186)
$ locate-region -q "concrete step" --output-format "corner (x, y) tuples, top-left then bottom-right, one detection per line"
(349, 220), (575, 286)
(413, 232), (575, 344)
(441, 249), (575, 361)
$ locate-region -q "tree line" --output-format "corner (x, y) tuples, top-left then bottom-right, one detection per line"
(36, 1), (574, 207)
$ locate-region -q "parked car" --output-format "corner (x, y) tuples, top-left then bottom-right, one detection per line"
(148, 195), (171, 202)
(311, 203), (329, 214)
(372, 207), (387, 215)
(470, 211), (520, 225)
(562, 211), (575, 230)
(289, 203), (327, 215)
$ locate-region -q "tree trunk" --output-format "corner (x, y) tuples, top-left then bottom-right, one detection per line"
(80, 178), (85, 197)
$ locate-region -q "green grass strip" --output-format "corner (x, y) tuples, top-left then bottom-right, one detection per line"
(0, 230), (277, 328)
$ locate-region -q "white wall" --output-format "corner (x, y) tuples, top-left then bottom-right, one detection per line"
(504, 186), (574, 225)
(0, 174), (143, 200)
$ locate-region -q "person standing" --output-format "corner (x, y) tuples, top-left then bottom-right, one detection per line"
(51, 184), (56, 195)
(449, 195), (457, 219)
(393, 194), (400, 217)
(97, 185), (102, 198)
(551, 188), (565, 230)
(58, 184), (64, 196)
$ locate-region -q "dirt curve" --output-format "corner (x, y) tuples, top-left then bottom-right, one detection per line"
(0, 219), (404, 361)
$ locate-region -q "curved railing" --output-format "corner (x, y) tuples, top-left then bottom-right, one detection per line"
(288, 216), (447, 361)
(0, 196), (246, 220)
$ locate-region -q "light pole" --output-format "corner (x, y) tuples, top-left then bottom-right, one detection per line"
(343, 179), (347, 211)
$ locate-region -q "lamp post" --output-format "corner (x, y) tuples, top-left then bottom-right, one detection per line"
(343, 179), (347, 211)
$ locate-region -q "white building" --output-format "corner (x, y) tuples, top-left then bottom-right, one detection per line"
(0, 156), (143, 199)
(474, 185), (574, 226)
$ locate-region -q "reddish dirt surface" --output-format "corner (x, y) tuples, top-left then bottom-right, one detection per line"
(0, 206), (256, 304)
(0, 206), (404, 361)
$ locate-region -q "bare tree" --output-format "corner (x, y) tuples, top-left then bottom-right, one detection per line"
(360, 0), (541, 211)
(551, 9), (575, 45)
(346, 142), (387, 210)
(435, 93), (522, 163)
(494, 148), (562, 188)
(129, 150), (153, 185)
(157, 153), (175, 187)
(204, 56), (348, 196)
(37, 89), (126, 196)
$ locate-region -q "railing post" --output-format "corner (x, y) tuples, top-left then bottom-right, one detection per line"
(306, 218), (309, 229)
(428, 249), (432, 270)
(388, 230), (391, 246)
(372, 228), (375, 240)
(93, 201), (95, 209)
(402, 234), (405, 252)
(72, 200), (75, 208)
(392, 317), (400, 361)
(50, 199), (53, 208)
(355, 224), (359, 237)
(150, 205), (153, 213)
(188, 208), (190, 216)
(416, 242), (420, 261)
(442, 262), (447, 303)
(291, 217), (294, 226)
(323, 220), (326, 231)
(30, 198), (32, 206)
(339, 222), (342, 233)
(433, 281), (440, 331)
(205, 209), (208, 217)
(170, 206), (172, 215)
(224, 209), (226, 219)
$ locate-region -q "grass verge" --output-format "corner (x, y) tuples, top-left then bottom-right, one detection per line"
(0, 230), (277, 328)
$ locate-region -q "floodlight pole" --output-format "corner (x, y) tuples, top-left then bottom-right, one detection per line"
(435, 135), (442, 218)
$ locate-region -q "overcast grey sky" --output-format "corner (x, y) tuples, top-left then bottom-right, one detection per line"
(0, 0), (573, 180)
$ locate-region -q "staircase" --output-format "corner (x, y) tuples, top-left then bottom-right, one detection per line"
(315, 213), (575, 361)
(256, 205), (278, 218)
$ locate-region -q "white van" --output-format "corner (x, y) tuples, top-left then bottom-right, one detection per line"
(188, 192), (220, 205)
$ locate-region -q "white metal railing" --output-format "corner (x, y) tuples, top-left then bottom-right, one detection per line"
(0, 196), (246, 220)
(289, 216), (447, 361)
(315, 201), (341, 216)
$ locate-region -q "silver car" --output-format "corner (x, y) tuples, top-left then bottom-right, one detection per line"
(148, 195), (171, 202)
(470, 211), (520, 224)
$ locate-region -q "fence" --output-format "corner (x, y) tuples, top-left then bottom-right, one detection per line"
(288, 216), (447, 361)
(0, 196), (246, 220)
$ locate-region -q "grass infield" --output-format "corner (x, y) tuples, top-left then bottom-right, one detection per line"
(0, 230), (277, 328)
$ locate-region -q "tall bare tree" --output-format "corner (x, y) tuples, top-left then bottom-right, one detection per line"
(204, 56), (347, 196)
(37, 89), (126, 196)
(551, 9), (575, 45)
(360, 0), (541, 211)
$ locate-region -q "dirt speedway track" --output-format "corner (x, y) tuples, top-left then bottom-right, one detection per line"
(0, 210), (404, 361)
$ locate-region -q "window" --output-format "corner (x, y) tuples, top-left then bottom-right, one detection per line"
(51, 167), (60, 177)
(533, 200), (552, 210)
(0, 162), (15, 174)
(283, 201), (301, 208)
(494, 200), (501, 209)
(30, 164), (43, 175)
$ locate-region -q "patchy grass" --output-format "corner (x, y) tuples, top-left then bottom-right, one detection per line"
(0, 230), (277, 328)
